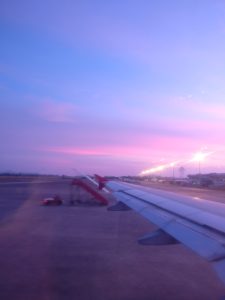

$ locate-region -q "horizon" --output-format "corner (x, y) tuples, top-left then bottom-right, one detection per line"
(1, 1), (225, 176)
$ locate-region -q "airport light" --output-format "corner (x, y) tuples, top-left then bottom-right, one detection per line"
(190, 151), (212, 174)
(191, 152), (208, 163)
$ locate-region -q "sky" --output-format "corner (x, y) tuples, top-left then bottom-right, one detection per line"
(1, 0), (225, 176)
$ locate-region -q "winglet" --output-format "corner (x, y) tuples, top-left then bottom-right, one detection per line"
(94, 174), (107, 190)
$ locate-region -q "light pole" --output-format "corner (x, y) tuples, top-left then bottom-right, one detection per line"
(170, 163), (175, 179)
(191, 151), (210, 175)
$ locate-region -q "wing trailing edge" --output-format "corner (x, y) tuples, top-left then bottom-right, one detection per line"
(106, 180), (225, 285)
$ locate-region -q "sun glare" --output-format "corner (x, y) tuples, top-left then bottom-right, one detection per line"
(140, 161), (179, 175)
(140, 150), (215, 176)
(190, 151), (213, 163)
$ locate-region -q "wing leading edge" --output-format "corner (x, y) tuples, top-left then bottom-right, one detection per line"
(105, 180), (225, 285)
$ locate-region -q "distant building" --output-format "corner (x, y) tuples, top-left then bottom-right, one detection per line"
(188, 173), (225, 188)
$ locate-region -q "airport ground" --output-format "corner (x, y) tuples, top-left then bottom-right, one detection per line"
(137, 180), (225, 203)
(0, 178), (225, 300)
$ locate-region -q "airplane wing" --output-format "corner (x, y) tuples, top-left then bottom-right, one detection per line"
(102, 179), (225, 285)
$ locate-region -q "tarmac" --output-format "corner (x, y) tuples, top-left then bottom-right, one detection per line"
(0, 179), (225, 300)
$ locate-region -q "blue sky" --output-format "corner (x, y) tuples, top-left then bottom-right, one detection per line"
(1, 0), (225, 176)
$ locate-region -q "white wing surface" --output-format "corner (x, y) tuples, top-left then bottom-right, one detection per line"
(105, 180), (225, 284)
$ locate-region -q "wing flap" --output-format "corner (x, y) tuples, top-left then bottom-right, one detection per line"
(112, 189), (225, 262)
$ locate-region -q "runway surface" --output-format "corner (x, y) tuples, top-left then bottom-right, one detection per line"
(139, 181), (225, 203)
(0, 180), (225, 300)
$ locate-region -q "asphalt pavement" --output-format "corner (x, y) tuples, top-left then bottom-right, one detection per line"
(0, 180), (225, 300)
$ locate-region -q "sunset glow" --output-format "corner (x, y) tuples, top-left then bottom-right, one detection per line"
(1, 1), (225, 175)
(140, 150), (217, 176)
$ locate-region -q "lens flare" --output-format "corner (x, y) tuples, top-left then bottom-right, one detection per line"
(140, 161), (179, 175)
(189, 151), (213, 163)
(140, 149), (215, 176)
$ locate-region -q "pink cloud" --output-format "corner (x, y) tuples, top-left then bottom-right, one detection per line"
(43, 136), (207, 163)
(44, 145), (152, 160)
(40, 141), (225, 176)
